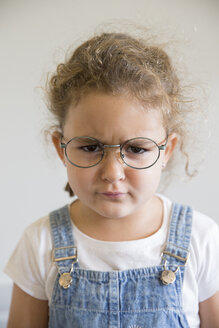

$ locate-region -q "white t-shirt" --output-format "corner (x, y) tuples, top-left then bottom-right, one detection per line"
(4, 195), (219, 328)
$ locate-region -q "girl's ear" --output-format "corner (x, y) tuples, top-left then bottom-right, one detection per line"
(51, 132), (66, 164)
(163, 132), (178, 165)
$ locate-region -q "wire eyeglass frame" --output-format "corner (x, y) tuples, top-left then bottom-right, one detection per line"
(60, 136), (168, 169)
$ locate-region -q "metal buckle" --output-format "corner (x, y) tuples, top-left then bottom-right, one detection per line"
(52, 246), (77, 262)
(161, 244), (190, 268)
(162, 251), (189, 265)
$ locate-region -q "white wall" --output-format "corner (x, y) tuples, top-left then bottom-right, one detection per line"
(1, 0), (219, 324)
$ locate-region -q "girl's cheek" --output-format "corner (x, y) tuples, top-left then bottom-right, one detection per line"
(67, 167), (95, 188)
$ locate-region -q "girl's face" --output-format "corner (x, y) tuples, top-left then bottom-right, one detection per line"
(53, 92), (177, 221)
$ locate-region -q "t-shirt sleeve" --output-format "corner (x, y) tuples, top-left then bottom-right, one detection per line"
(196, 218), (219, 302)
(4, 218), (51, 300)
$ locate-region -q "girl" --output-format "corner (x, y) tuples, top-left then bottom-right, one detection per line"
(5, 32), (219, 328)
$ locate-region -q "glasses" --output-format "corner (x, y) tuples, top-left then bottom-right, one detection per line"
(60, 136), (168, 169)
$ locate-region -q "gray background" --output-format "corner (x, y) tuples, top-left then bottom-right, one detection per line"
(0, 0), (218, 325)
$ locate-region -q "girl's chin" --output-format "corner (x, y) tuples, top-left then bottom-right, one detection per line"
(92, 203), (135, 220)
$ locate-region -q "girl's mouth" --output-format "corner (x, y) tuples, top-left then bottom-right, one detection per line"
(100, 192), (126, 199)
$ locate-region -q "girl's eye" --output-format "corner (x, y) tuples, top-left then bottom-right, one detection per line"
(127, 146), (148, 154)
(80, 144), (102, 152)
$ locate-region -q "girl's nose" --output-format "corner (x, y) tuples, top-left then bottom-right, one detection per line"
(100, 151), (125, 183)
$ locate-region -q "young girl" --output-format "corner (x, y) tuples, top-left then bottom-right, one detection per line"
(5, 32), (219, 328)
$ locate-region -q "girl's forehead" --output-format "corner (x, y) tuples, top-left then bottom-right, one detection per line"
(64, 92), (165, 140)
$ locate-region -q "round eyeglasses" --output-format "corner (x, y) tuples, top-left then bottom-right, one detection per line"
(60, 136), (168, 169)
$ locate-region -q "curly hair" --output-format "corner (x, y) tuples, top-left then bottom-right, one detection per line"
(46, 32), (198, 196)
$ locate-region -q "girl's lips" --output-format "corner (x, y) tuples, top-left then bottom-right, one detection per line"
(100, 192), (126, 199)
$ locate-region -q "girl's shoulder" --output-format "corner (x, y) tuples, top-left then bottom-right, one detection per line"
(22, 213), (52, 246)
(189, 208), (219, 301)
(160, 193), (218, 234)
(189, 206), (218, 258)
(192, 207), (219, 236)
(25, 213), (50, 232)
(4, 213), (53, 300)
(160, 193), (219, 249)
(160, 195), (219, 302)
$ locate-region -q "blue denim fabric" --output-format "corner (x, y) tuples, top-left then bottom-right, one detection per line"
(49, 204), (192, 328)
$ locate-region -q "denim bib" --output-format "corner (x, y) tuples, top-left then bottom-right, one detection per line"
(49, 203), (192, 328)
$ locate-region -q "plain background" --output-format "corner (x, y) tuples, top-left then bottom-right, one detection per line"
(0, 0), (219, 324)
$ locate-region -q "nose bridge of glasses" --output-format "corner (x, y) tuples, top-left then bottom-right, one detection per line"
(103, 144), (121, 149)
(102, 144), (124, 163)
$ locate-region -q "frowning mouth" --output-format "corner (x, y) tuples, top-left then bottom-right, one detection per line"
(99, 192), (127, 199)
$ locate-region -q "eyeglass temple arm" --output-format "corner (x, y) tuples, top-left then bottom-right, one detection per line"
(159, 136), (168, 150)
(60, 143), (66, 149)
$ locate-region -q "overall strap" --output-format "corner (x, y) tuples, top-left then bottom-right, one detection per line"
(161, 203), (193, 281)
(50, 204), (79, 274)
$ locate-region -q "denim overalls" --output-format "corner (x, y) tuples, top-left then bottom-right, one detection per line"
(49, 203), (192, 328)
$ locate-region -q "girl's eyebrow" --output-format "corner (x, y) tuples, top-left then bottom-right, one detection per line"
(78, 136), (161, 145)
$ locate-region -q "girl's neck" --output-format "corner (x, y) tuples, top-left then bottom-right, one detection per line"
(70, 196), (163, 242)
